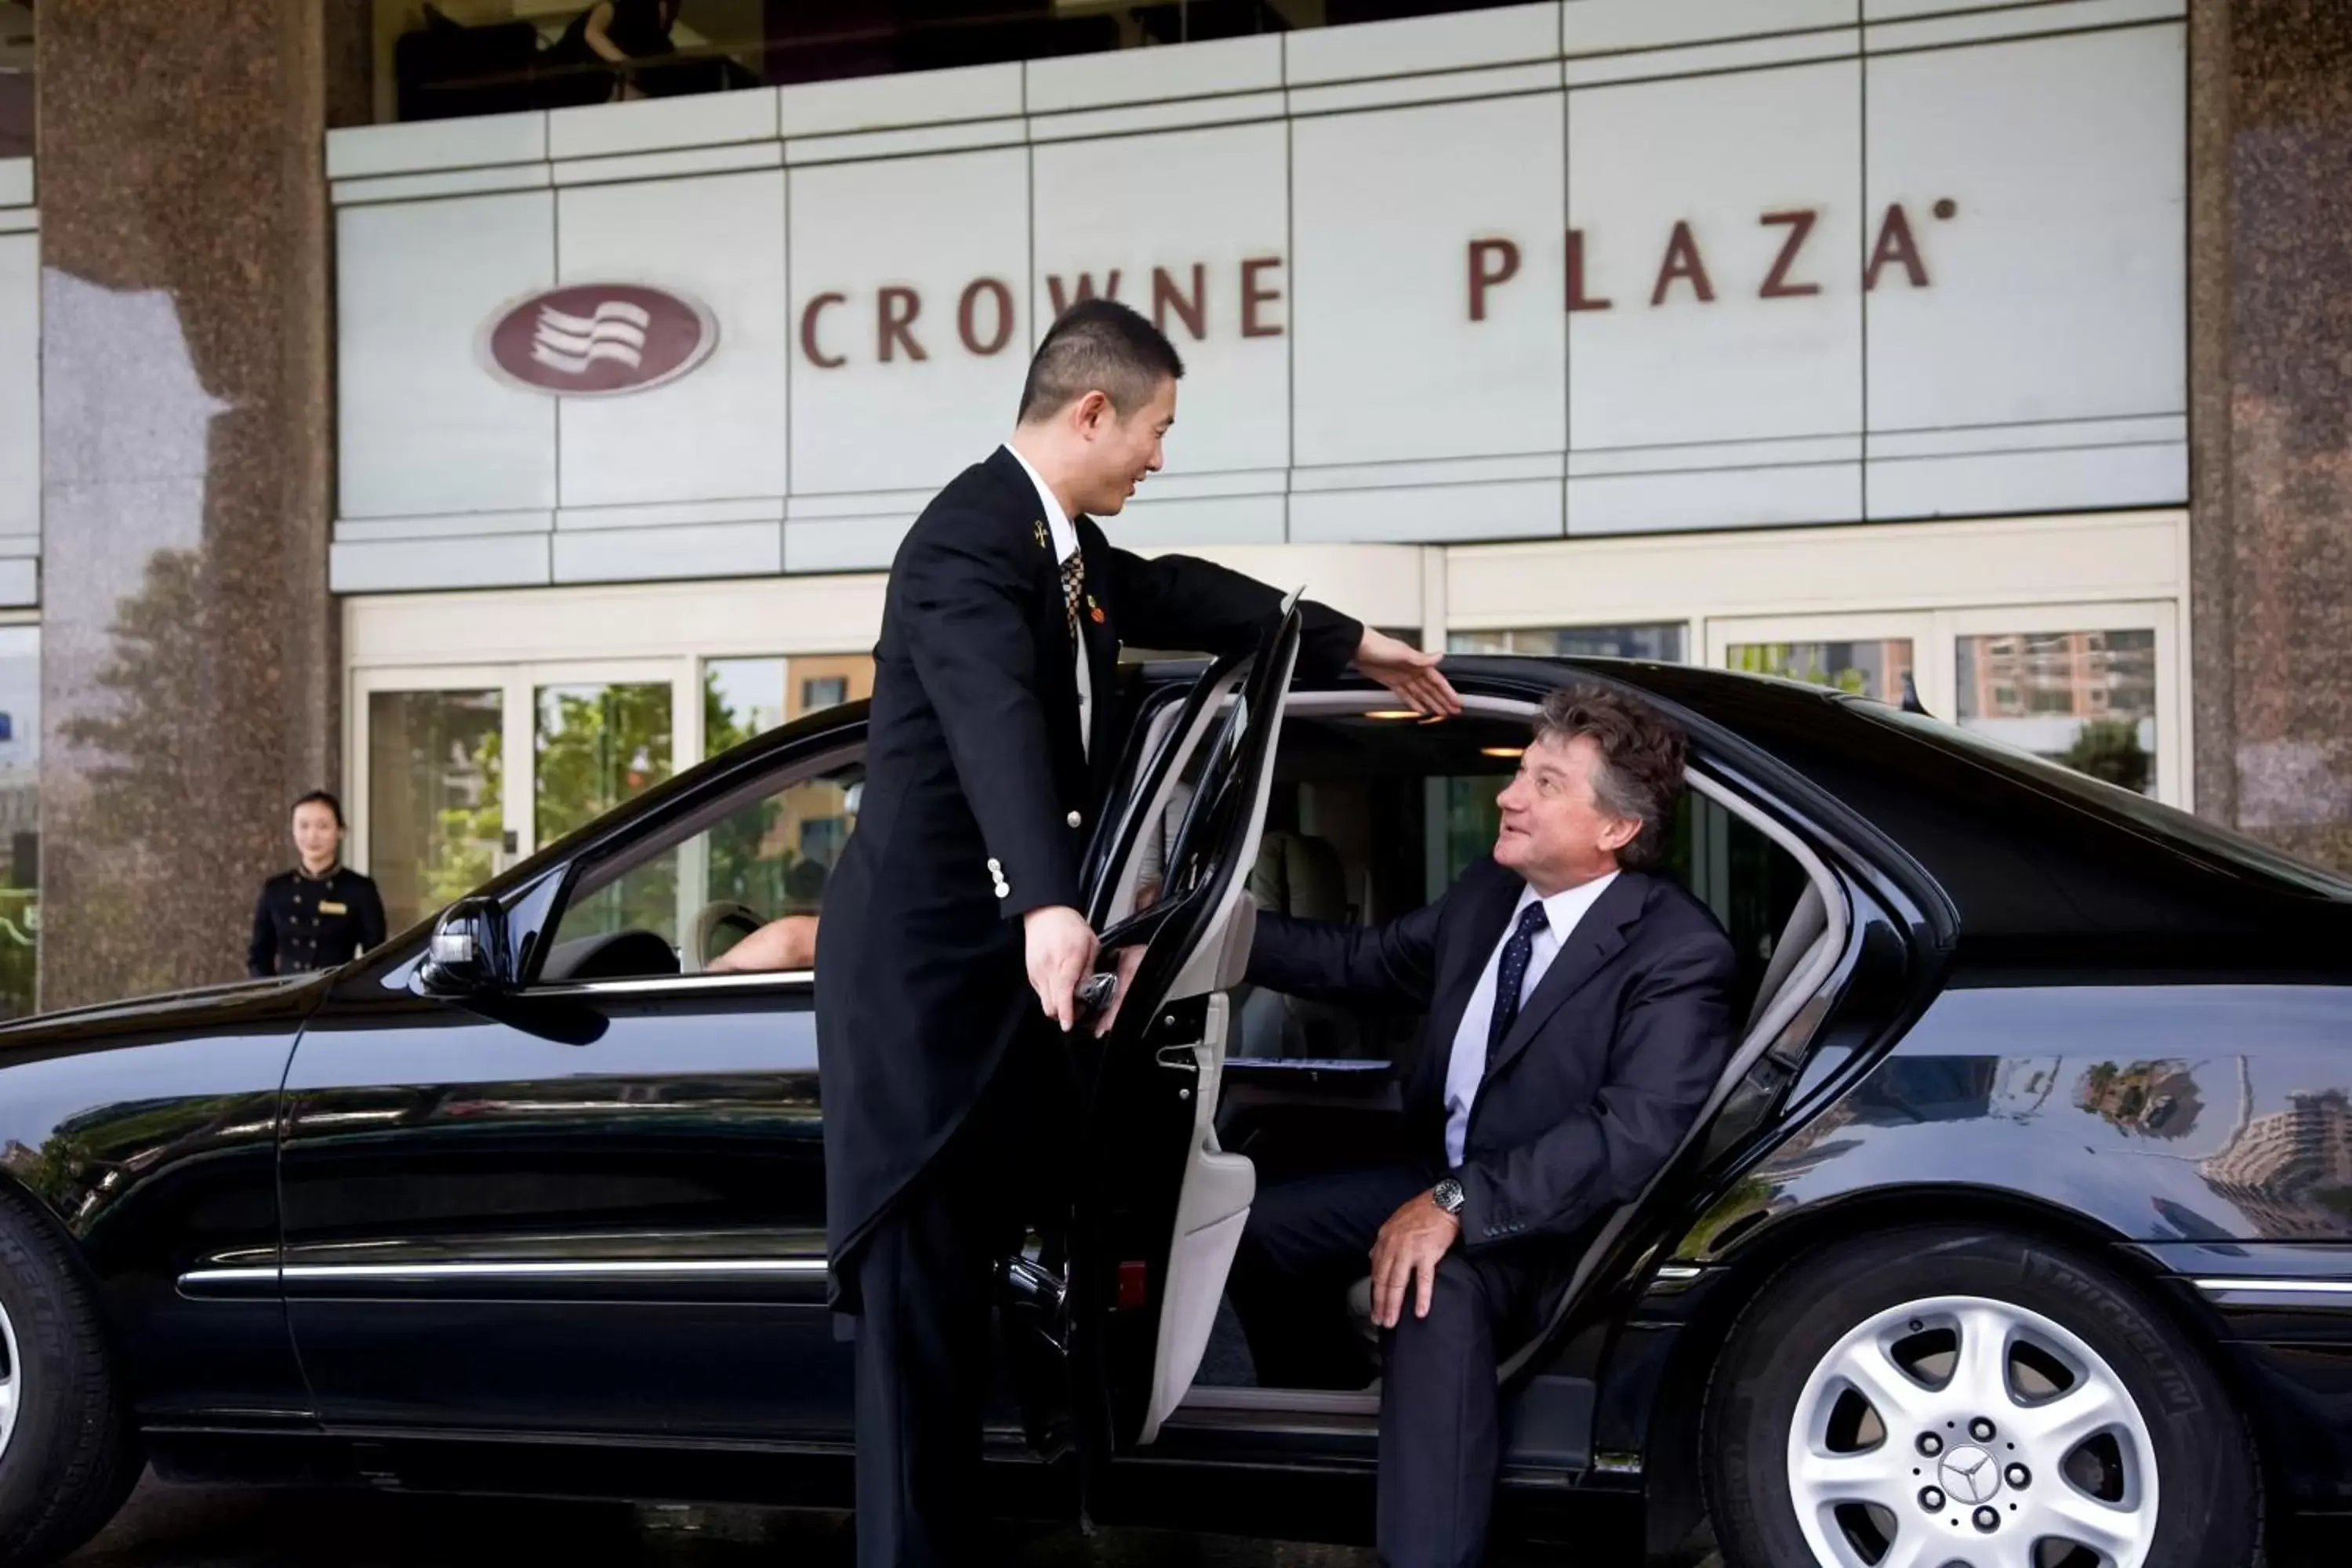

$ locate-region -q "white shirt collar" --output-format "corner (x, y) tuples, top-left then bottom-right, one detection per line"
(1004, 443), (1079, 564)
(1514, 869), (1621, 942)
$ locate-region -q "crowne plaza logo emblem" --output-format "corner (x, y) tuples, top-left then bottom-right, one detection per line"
(481, 283), (718, 396)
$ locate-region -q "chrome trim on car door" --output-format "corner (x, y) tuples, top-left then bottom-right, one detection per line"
(2192, 1276), (2352, 1297)
(183, 1257), (830, 1298)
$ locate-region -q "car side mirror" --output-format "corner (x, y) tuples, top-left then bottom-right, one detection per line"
(419, 896), (514, 996)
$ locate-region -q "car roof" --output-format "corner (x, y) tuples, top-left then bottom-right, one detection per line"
(1451, 654), (2352, 971)
(640, 652), (2352, 975)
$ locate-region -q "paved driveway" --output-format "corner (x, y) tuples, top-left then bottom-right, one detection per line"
(60, 1472), (2350, 1566)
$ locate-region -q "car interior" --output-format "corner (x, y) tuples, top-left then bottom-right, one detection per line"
(519, 684), (1851, 1410)
(1109, 689), (1848, 1402)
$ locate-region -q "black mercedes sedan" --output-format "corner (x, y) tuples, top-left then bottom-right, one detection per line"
(0, 616), (2347, 1568)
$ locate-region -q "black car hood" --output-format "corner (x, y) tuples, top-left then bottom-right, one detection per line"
(0, 971), (328, 1056)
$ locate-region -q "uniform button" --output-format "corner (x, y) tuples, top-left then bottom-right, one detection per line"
(1066, 811), (1082, 829)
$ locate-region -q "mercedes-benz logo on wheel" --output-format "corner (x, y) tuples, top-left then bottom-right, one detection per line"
(1937, 1444), (2002, 1505)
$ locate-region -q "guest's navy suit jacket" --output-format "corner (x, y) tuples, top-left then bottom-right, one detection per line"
(1247, 856), (1738, 1250)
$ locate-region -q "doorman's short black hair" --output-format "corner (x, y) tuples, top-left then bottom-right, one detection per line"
(1018, 299), (1185, 423)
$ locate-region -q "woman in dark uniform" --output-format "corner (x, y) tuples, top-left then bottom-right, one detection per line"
(248, 791), (387, 978)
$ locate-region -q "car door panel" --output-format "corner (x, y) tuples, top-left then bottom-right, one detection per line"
(1018, 601), (1303, 1457)
(278, 973), (842, 1438)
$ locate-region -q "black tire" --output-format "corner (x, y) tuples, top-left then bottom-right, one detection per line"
(1704, 1225), (2261, 1568)
(0, 1187), (142, 1565)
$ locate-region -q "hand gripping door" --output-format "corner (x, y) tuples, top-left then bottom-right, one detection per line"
(1073, 597), (1304, 1450)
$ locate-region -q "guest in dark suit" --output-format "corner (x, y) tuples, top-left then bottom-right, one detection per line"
(815, 298), (1459, 1568)
(1228, 684), (1737, 1568)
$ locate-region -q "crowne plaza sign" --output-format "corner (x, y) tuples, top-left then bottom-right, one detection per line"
(340, 16), (2183, 550)
(786, 200), (1955, 371)
(481, 199), (1959, 388)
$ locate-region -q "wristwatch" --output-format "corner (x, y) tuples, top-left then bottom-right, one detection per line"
(1431, 1176), (1467, 1215)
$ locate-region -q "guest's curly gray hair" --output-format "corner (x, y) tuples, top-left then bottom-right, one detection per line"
(1530, 684), (1688, 869)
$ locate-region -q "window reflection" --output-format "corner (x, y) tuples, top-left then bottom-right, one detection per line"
(701, 655), (873, 934)
(1729, 640), (1914, 706)
(1955, 629), (2158, 797)
(1450, 624), (1686, 662)
(535, 680), (674, 940)
(367, 688), (503, 937)
(704, 655), (873, 761)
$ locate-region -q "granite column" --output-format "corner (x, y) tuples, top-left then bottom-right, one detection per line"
(2190, 0), (2352, 866)
(34, 2), (369, 1007)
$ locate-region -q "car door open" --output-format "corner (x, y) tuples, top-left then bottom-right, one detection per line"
(1005, 597), (1305, 1464)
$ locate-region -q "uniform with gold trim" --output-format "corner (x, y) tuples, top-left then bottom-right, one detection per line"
(248, 865), (387, 977)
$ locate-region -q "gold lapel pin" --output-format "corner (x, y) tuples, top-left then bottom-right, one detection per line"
(1033, 520), (1049, 550)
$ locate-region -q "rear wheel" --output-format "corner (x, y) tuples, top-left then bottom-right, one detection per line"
(0, 1189), (141, 1564)
(1704, 1225), (2259, 1568)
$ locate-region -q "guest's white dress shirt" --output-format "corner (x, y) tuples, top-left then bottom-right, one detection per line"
(1443, 871), (1621, 1170)
(1004, 443), (1089, 758)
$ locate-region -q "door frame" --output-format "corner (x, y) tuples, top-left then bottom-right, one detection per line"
(350, 656), (700, 924)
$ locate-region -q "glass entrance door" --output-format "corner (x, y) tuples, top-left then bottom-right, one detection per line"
(356, 659), (690, 940)
(361, 677), (507, 938)
(530, 664), (680, 946)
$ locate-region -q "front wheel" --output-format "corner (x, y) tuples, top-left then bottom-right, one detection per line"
(1704, 1225), (2260, 1568)
(0, 1189), (141, 1564)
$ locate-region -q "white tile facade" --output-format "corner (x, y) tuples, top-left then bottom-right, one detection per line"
(306, 2), (2187, 594)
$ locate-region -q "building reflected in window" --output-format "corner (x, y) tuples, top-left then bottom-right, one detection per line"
(1957, 629), (2158, 796)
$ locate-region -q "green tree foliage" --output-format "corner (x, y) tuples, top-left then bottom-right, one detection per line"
(702, 666), (787, 911)
(2061, 717), (2151, 793)
(535, 682), (673, 939)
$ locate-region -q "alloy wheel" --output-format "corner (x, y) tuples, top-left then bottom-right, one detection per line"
(1785, 1292), (2158, 1568)
(0, 1292), (17, 1467)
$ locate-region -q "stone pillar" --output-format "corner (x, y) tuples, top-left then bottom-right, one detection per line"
(2190, 0), (2352, 867)
(35, 2), (368, 1007)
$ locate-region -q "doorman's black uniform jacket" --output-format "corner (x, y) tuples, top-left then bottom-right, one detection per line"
(248, 866), (387, 978)
(814, 447), (1363, 1308)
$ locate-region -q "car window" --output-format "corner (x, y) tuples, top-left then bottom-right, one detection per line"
(535, 753), (865, 984)
(1222, 710), (1806, 1063)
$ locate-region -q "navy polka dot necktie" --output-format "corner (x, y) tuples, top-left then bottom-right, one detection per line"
(1061, 551), (1084, 648)
(1485, 902), (1552, 1073)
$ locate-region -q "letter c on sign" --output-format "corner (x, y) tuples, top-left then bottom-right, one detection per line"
(800, 292), (848, 368)
(1468, 239), (1521, 323)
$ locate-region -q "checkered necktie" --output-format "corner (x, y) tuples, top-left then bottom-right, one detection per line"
(1486, 902), (1552, 1072)
(1061, 550), (1084, 648)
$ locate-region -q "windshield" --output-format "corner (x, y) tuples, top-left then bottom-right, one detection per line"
(1846, 697), (2352, 902)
